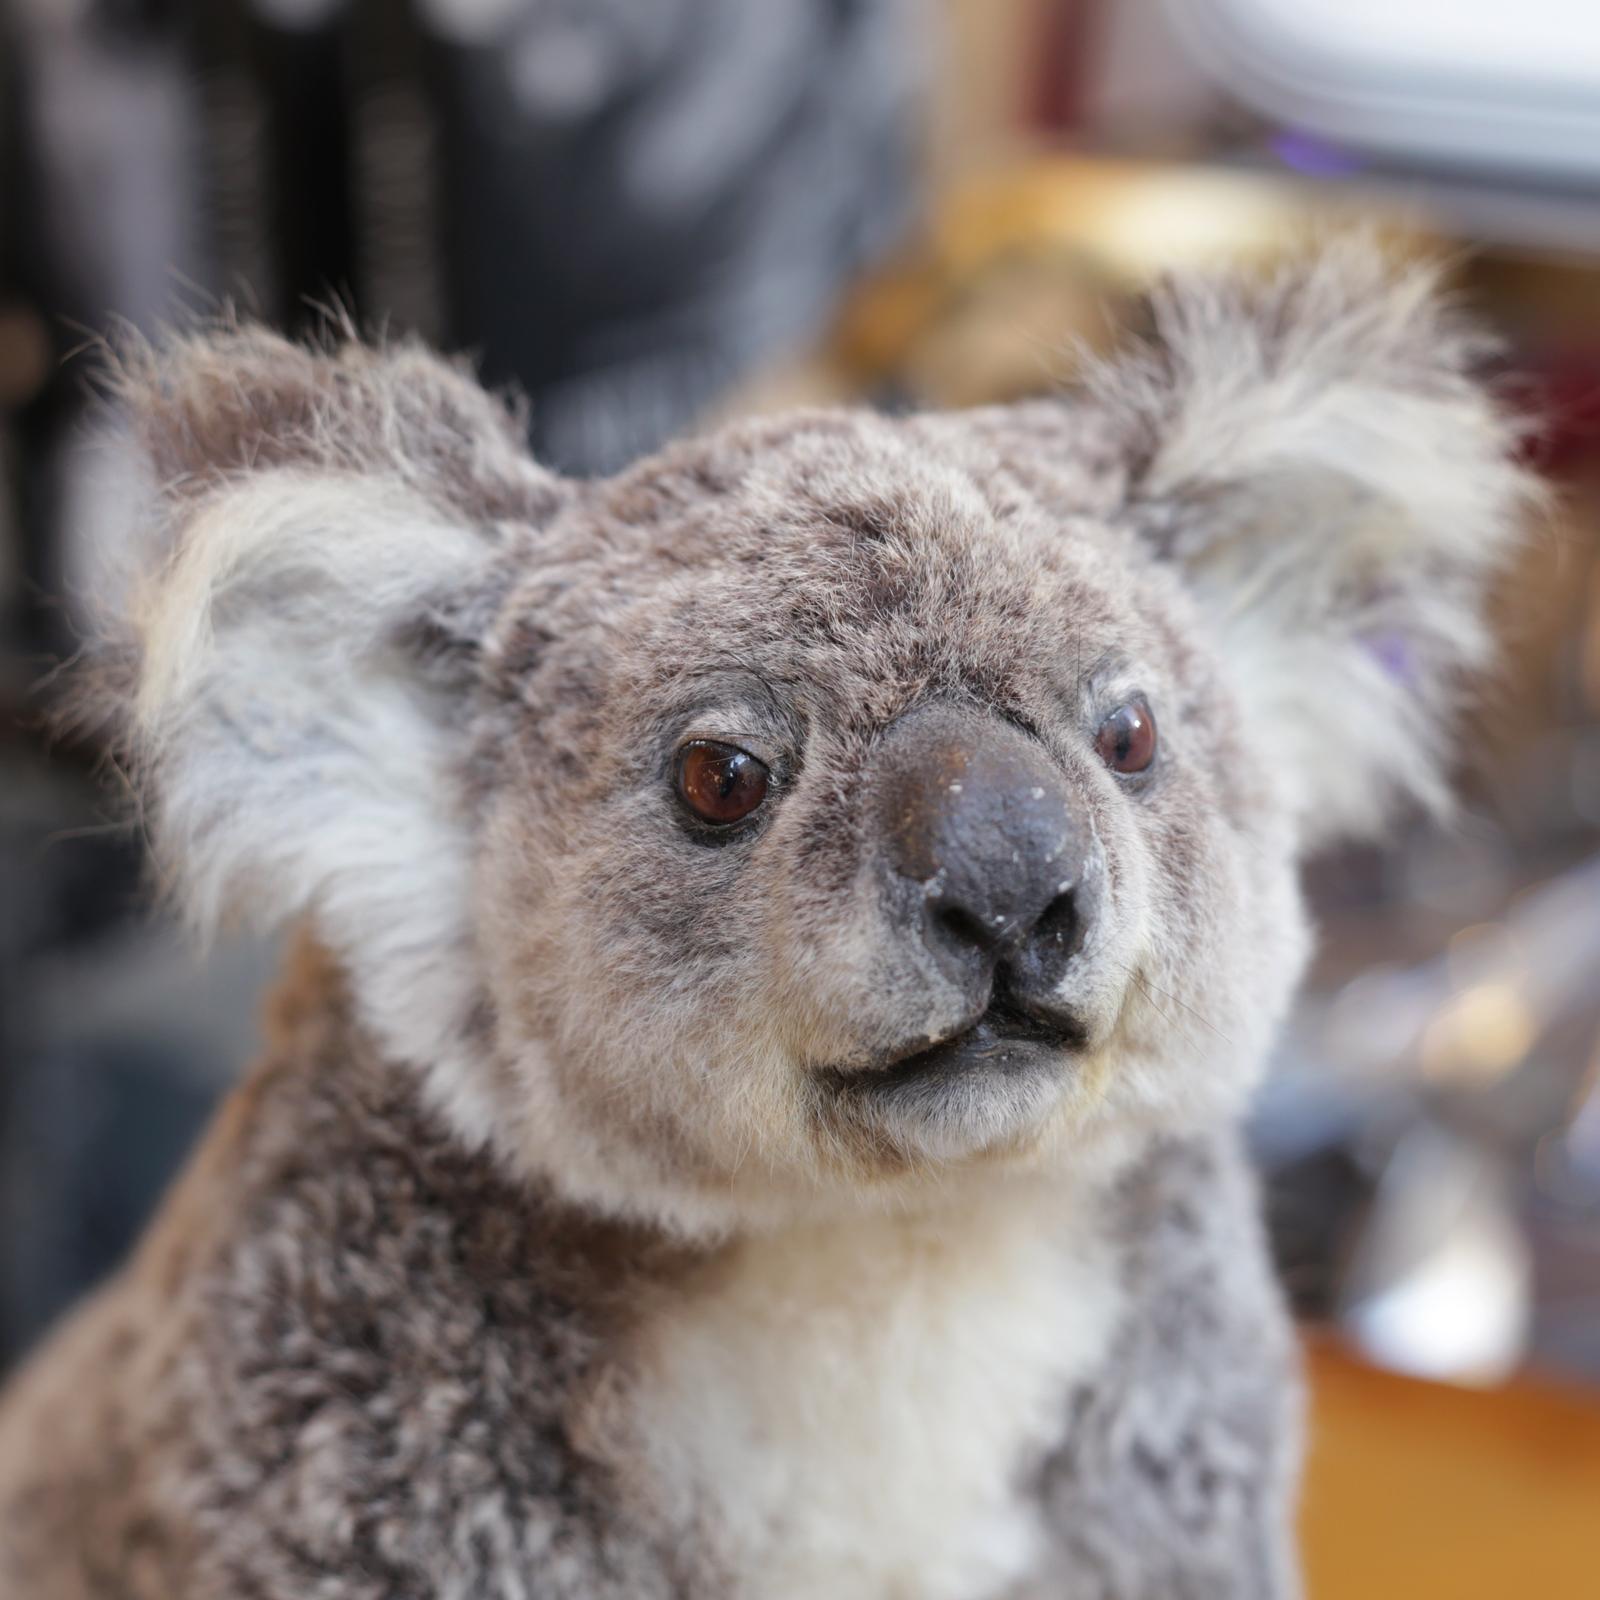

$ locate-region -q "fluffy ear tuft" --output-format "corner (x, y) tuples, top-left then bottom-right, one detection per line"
(77, 324), (565, 1139)
(1089, 241), (1544, 847)
(115, 318), (562, 525)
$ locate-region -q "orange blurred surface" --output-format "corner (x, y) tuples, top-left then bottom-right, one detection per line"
(1301, 1335), (1600, 1598)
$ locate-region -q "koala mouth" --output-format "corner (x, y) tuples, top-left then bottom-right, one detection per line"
(826, 982), (1087, 1099)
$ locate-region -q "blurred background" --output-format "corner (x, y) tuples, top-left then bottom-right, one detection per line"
(2, 1), (1599, 1591)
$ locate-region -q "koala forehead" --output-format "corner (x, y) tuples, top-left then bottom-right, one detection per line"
(483, 407), (1200, 743)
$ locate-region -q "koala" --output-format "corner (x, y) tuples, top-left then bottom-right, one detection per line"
(0, 246), (1534, 1599)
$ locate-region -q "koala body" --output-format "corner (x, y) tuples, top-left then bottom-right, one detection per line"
(0, 249), (1532, 1598)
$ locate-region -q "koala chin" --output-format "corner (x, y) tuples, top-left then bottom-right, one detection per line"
(0, 245), (1536, 1599)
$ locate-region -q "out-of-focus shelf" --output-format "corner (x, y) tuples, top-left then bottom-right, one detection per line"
(1301, 1333), (1600, 1598)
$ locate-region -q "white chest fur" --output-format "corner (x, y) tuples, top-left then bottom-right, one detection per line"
(622, 1186), (1122, 1600)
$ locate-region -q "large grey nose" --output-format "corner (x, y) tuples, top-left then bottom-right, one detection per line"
(874, 705), (1090, 1007)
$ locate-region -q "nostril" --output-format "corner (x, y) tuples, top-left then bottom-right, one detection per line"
(990, 887), (1087, 1022)
(1011, 896), (1088, 992)
(932, 902), (998, 957)
(1029, 888), (1083, 964)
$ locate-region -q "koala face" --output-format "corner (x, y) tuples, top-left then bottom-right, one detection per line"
(104, 246), (1534, 1233)
(471, 411), (1304, 1223)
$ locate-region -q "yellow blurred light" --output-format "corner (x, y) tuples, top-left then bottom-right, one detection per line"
(1419, 982), (1537, 1084)
(1089, 174), (1294, 281)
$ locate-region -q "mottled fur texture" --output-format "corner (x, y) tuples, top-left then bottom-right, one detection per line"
(0, 245), (1535, 1597)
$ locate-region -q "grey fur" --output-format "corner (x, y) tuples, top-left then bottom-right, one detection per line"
(1028, 1138), (1303, 1599)
(0, 245), (1535, 1597)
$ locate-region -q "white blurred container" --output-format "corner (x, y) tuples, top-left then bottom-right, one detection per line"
(1167, 0), (1600, 183)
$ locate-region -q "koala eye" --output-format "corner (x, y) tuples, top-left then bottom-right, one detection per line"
(675, 740), (771, 826)
(1094, 698), (1157, 776)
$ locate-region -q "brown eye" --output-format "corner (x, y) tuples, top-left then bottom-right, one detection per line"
(1094, 699), (1157, 775)
(676, 740), (771, 826)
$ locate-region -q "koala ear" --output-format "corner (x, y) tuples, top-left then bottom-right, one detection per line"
(1089, 244), (1542, 848)
(84, 325), (564, 1130)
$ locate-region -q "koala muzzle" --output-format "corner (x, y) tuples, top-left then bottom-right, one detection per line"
(875, 704), (1090, 1032)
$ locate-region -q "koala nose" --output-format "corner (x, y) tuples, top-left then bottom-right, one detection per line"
(875, 705), (1090, 1007)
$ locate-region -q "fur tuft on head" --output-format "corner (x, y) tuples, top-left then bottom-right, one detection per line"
(115, 318), (556, 522)
(1086, 240), (1543, 845)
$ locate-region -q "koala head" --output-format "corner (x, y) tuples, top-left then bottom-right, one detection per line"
(98, 247), (1535, 1233)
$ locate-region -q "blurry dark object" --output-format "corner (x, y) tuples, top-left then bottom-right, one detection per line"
(1, 1041), (214, 1355)
(422, 0), (920, 472)
(209, 0), (922, 471)
(250, 5), (359, 334)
